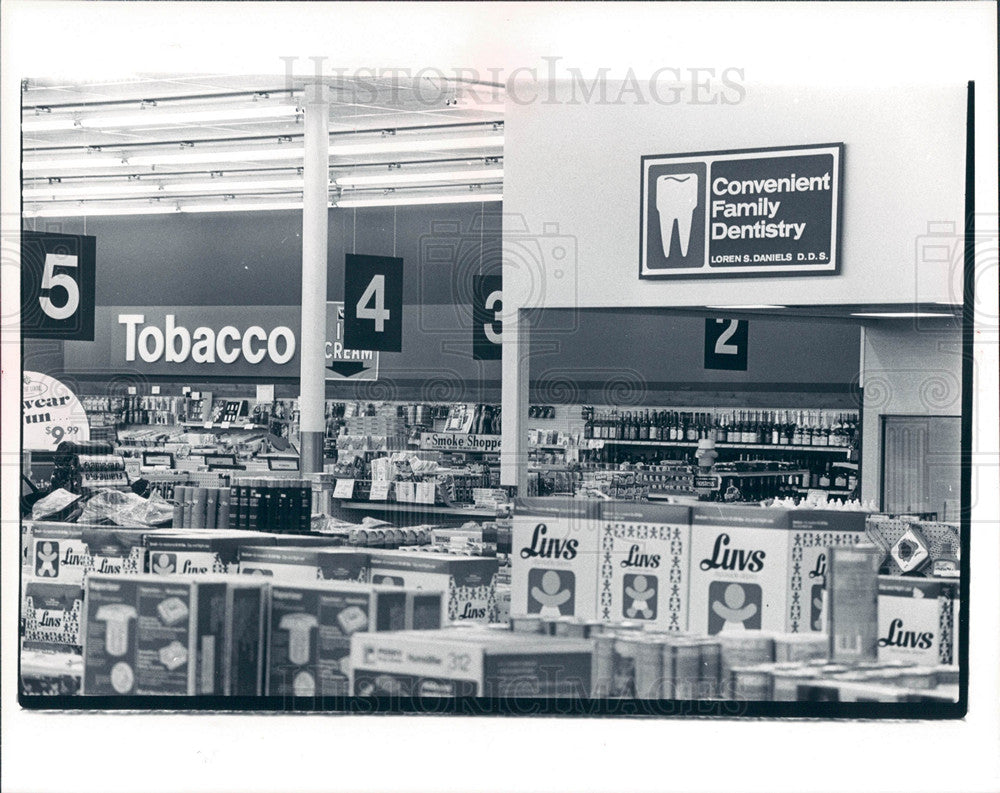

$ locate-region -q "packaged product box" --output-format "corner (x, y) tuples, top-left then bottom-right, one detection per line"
(368, 550), (498, 622)
(82, 574), (267, 696)
(598, 502), (691, 632)
(350, 629), (593, 698)
(82, 528), (148, 577)
(266, 582), (442, 697)
(238, 546), (370, 583)
(688, 506), (868, 636)
(786, 510), (869, 633)
(145, 531), (259, 575)
(688, 505), (792, 635)
(826, 545), (881, 664)
(23, 579), (85, 650)
(28, 522), (90, 584)
(877, 575), (958, 667)
(263, 534), (347, 548)
(511, 497), (602, 621)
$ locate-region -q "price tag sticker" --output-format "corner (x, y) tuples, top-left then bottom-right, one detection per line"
(588, 439), (606, 450)
(182, 387), (192, 395)
(333, 478), (356, 499)
(204, 421), (214, 429)
(151, 386), (161, 395)
(243, 423), (255, 430)
(369, 480), (391, 501)
(221, 421), (231, 429)
(127, 386), (137, 395)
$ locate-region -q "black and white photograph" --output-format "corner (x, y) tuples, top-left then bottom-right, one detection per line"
(1, 2), (997, 792)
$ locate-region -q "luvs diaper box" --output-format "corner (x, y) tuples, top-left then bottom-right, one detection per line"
(511, 498), (602, 620)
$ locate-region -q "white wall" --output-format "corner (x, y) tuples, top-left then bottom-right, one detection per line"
(860, 322), (963, 506)
(501, 83), (967, 310)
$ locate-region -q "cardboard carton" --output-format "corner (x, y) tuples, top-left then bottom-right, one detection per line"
(877, 575), (958, 666)
(238, 546), (370, 583)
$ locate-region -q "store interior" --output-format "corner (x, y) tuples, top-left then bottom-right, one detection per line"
(18, 74), (968, 707)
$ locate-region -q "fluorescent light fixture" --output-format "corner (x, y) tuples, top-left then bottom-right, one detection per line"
(23, 183), (160, 200)
(850, 312), (954, 318)
(336, 192), (502, 208)
(23, 156), (124, 172)
(336, 167), (502, 187)
(24, 203), (179, 217)
(179, 201), (306, 213)
(80, 105), (300, 129)
(329, 134), (503, 157)
(705, 304), (786, 310)
(162, 178), (304, 193)
(129, 147), (306, 167)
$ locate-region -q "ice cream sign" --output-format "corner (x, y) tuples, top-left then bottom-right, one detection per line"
(640, 143), (842, 278)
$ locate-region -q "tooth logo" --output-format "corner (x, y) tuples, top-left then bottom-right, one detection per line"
(656, 173), (699, 258)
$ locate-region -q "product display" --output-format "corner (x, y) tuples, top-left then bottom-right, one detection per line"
(82, 573), (267, 696)
(266, 581), (444, 697)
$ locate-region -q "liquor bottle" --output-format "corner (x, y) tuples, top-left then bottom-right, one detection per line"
(685, 413), (698, 442)
(819, 463), (831, 488)
(639, 410), (649, 441)
(770, 411), (781, 446)
(584, 412), (594, 439)
(833, 466), (848, 489)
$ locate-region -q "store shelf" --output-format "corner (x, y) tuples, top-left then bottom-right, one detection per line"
(794, 487), (854, 495)
(573, 439), (851, 453)
(181, 422), (267, 430)
(338, 500), (498, 518)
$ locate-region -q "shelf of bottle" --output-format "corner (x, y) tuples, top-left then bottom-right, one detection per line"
(794, 487), (854, 495)
(567, 439), (852, 453)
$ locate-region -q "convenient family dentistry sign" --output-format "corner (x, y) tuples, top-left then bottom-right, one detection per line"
(640, 143), (843, 278)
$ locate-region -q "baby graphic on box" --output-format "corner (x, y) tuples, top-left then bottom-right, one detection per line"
(711, 583), (758, 633)
(530, 570), (572, 617)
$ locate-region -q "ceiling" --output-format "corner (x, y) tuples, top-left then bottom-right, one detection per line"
(21, 73), (505, 215)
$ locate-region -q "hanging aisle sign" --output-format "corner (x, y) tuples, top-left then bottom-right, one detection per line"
(343, 254), (404, 352)
(472, 274), (503, 360)
(704, 318), (749, 371)
(324, 302), (379, 381)
(22, 371), (91, 450)
(21, 230), (96, 340)
(640, 143), (843, 278)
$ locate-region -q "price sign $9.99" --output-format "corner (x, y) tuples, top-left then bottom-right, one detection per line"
(343, 254), (403, 352)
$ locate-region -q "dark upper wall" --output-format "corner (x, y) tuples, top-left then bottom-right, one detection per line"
(25, 203), (502, 307)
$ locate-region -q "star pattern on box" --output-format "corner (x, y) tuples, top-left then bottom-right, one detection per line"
(600, 525), (614, 620)
(938, 589), (955, 665)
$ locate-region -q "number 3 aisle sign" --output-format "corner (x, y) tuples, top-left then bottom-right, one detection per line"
(21, 230), (96, 340)
(704, 318), (748, 371)
(343, 254), (403, 352)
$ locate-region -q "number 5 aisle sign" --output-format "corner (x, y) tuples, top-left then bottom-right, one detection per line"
(343, 253), (403, 352)
(704, 318), (748, 371)
(21, 230), (96, 340)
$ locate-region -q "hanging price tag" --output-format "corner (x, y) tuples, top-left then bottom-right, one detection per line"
(333, 478), (356, 499)
(221, 421), (231, 429)
(368, 480), (391, 501)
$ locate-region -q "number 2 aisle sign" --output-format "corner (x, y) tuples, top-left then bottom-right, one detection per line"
(704, 318), (748, 371)
(343, 254), (403, 352)
(640, 143), (842, 278)
(21, 230), (96, 340)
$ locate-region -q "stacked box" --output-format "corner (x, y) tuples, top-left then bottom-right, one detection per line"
(787, 510), (869, 633)
(369, 551), (498, 623)
(28, 523), (90, 584)
(82, 574), (267, 696)
(23, 580), (85, 650)
(350, 629), (593, 698)
(877, 575), (958, 666)
(687, 506), (868, 636)
(511, 497), (602, 621)
(598, 502), (691, 632)
(82, 528), (149, 577)
(238, 546), (371, 583)
(266, 582), (443, 697)
(827, 545), (881, 664)
(145, 531), (264, 575)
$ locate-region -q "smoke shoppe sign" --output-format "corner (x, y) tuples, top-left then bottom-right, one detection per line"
(640, 143), (843, 278)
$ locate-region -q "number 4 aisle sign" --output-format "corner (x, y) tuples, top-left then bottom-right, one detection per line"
(343, 253), (403, 352)
(21, 230), (96, 340)
(704, 318), (748, 371)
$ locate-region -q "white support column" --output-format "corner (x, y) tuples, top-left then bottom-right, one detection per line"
(501, 308), (530, 493)
(299, 81), (330, 474)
